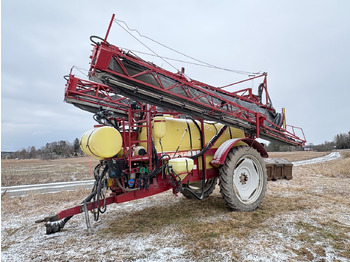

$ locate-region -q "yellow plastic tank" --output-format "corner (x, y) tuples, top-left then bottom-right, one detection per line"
(80, 126), (122, 159)
(139, 116), (246, 169)
(141, 117), (245, 152)
(153, 116), (166, 138)
(169, 158), (194, 180)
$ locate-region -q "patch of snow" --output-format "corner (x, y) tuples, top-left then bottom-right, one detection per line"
(292, 152), (340, 166)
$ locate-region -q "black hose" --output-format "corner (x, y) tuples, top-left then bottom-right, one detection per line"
(92, 164), (108, 221)
(139, 154), (170, 181)
(182, 117), (206, 200)
(185, 120), (193, 151)
(45, 162), (110, 234)
(182, 185), (204, 200)
(181, 119), (227, 199)
(93, 108), (119, 130)
(90, 35), (109, 45)
(190, 124), (227, 160)
(45, 181), (102, 234)
(152, 140), (159, 168)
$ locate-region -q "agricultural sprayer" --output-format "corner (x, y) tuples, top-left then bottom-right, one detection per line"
(36, 15), (306, 234)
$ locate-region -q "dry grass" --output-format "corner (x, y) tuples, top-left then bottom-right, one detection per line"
(305, 151), (350, 178)
(1, 151), (331, 187)
(341, 150), (350, 158)
(1, 187), (91, 218)
(2, 151), (350, 261)
(268, 151), (330, 162)
(1, 157), (99, 186)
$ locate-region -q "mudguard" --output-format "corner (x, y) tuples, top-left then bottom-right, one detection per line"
(211, 138), (268, 166)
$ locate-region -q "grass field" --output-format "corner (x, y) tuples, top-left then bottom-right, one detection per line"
(1, 157), (100, 186)
(1, 151), (329, 187)
(1, 151), (350, 261)
(268, 151), (329, 162)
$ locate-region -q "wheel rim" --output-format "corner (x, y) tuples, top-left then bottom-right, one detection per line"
(232, 155), (264, 204)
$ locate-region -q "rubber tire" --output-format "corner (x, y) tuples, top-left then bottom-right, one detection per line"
(181, 178), (218, 199)
(219, 146), (267, 211)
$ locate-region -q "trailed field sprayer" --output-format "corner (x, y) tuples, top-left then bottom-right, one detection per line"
(36, 15), (306, 234)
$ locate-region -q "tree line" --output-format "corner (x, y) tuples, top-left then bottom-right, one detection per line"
(2, 138), (83, 160)
(266, 130), (350, 152)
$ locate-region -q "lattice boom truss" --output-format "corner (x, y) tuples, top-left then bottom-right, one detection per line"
(65, 41), (305, 146)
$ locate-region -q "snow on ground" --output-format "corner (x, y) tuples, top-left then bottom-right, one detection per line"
(2, 152), (350, 261)
(2, 192), (190, 262)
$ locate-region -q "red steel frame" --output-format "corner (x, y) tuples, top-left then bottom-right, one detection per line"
(51, 90), (220, 222)
(64, 72), (131, 116)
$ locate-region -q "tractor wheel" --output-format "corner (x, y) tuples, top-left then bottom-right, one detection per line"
(181, 178), (218, 199)
(219, 146), (267, 211)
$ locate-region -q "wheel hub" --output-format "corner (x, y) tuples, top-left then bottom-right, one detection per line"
(239, 172), (248, 184)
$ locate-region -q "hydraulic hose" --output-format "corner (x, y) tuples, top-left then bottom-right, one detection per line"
(93, 108), (119, 130)
(182, 117), (206, 200)
(182, 118), (227, 200)
(92, 163), (109, 221)
(190, 124), (227, 160)
(44, 174), (105, 234)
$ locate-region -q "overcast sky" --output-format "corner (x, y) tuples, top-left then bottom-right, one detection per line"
(2, 0), (350, 151)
